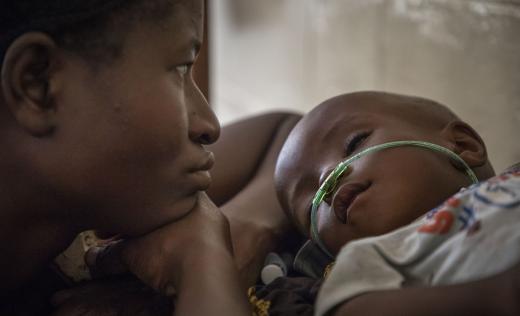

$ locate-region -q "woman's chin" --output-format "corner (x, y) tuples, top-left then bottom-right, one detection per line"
(146, 194), (200, 231)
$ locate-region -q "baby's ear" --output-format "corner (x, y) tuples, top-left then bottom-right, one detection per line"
(441, 120), (487, 168)
(1, 32), (59, 136)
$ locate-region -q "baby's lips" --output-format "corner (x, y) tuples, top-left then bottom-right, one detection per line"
(331, 181), (370, 224)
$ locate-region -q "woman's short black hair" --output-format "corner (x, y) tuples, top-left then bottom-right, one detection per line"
(0, 0), (174, 66)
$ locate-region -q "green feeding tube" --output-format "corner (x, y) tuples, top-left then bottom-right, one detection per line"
(310, 140), (479, 259)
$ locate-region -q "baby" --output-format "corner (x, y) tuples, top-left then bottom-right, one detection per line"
(273, 91), (520, 316)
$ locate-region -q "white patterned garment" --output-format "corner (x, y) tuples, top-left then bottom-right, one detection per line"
(316, 171), (520, 316)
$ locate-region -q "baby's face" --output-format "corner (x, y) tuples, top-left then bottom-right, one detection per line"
(52, 0), (219, 236)
(276, 92), (470, 255)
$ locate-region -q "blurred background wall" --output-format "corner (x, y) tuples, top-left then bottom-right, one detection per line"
(208, 0), (520, 171)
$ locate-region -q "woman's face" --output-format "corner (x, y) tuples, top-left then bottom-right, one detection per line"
(50, 0), (219, 236)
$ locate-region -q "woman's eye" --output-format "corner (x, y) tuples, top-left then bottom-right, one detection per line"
(344, 131), (371, 156)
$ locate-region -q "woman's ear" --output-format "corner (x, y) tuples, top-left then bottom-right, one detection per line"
(441, 120), (488, 169)
(1, 32), (60, 136)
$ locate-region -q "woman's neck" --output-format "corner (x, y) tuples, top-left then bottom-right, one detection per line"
(0, 178), (81, 294)
(0, 212), (79, 294)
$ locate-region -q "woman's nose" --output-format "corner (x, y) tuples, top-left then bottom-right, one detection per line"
(188, 88), (220, 145)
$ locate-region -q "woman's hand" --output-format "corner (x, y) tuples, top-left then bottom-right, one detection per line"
(87, 192), (232, 293)
(85, 192), (250, 315)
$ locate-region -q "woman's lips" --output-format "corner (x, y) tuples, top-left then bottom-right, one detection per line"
(331, 181), (370, 224)
(188, 151), (215, 191)
(190, 170), (212, 190)
(191, 151), (215, 171)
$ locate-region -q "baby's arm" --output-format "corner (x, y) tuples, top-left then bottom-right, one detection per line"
(330, 262), (520, 316)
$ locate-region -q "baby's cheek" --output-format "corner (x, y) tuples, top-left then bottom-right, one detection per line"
(317, 216), (351, 255)
(321, 230), (348, 255)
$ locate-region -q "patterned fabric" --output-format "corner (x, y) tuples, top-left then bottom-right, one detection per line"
(247, 254), (335, 315)
(248, 277), (323, 316)
(504, 162), (520, 174)
(248, 287), (271, 316)
(316, 171), (520, 315)
(293, 240), (334, 279)
(54, 230), (101, 282)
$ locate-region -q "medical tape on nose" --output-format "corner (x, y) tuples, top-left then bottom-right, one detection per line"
(310, 140), (479, 259)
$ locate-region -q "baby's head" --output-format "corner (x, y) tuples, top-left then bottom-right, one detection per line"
(275, 91), (494, 255)
(0, 0), (219, 236)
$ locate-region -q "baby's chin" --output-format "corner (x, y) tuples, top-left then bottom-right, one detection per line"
(320, 230), (357, 255)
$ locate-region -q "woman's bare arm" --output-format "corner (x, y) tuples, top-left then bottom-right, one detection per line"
(207, 112), (300, 206)
(208, 112), (302, 287)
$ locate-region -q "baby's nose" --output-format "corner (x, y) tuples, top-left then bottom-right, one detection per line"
(318, 166), (336, 188)
(317, 164), (352, 205)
